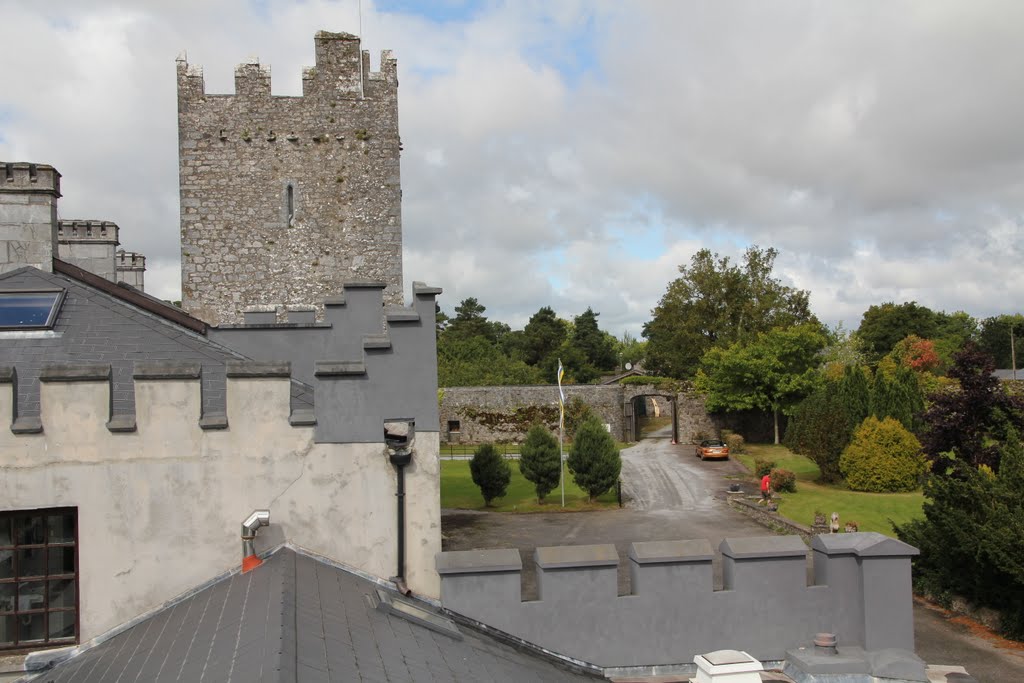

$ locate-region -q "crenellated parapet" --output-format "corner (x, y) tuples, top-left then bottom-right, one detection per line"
(176, 31), (396, 102)
(57, 219), (119, 243)
(436, 534), (919, 669)
(1, 161), (61, 196)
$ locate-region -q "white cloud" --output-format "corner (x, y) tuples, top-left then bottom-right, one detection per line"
(3, 0), (1024, 340)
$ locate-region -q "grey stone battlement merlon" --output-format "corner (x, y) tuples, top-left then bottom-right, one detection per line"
(57, 220), (119, 243)
(1, 162), (61, 196)
(115, 250), (145, 269)
(234, 61), (271, 98)
(435, 534), (920, 669)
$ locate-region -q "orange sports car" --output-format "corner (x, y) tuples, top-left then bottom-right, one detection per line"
(695, 438), (730, 460)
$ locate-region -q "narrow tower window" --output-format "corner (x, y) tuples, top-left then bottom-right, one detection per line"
(286, 184), (295, 224)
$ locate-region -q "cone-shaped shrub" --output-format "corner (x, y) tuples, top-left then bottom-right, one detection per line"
(469, 443), (511, 506)
(520, 425), (561, 502)
(567, 415), (621, 501)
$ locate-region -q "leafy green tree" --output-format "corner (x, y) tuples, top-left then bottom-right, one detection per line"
(896, 430), (1024, 638)
(519, 425), (561, 502)
(840, 416), (927, 492)
(520, 306), (568, 367)
(643, 246), (817, 378)
(567, 415), (621, 501)
(977, 314), (1024, 370)
(572, 308), (618, 372)
(616, 331), (646, 369)
(856, 301), (941, 361)
(469, 443), (511, 506)
(437, 336), (542, 386)
(698, 324), (828, 444)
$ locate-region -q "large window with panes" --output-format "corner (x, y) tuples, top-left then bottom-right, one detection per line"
(0, 508), (78, 650)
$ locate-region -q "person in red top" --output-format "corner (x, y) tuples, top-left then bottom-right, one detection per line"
(760, 473), (772, 502)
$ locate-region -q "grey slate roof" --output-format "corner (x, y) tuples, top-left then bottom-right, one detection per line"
(40, 549), (602, 682)
(0, 266), (313, 419)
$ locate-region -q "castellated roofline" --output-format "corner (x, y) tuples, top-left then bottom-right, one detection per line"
(176, 30), (397, 100)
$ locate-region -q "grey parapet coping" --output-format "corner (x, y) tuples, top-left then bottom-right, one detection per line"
(199, 413), (229, 430)
(0, 367), (13, 383)
(11, 416), (42, 434)
(628, 539), (714, 565)
(363, 333), (392, 350)
(314, 361), (366, 377)
(812, 532), (919, 558)
(242, 309), (277, 325)
(226, 361), (292, 378)
(216, 322), (333, 329)
(385, 306), (420, 323)
(285, 308), (316, 324)
(436, 548), (523, 575)
(535, 544), (619, 569)
(343, 281), (387, 290)
(719, 535), (808, 560)
(106, 414), (137, 433)
(38, 363), (111, 382)
(133, 361), (202, 380)
(412, 281), (443, 296)
(289, 409), (317, 426)
(324, 294), (346, 307)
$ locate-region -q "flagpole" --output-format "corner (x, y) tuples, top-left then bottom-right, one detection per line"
(558, 358), (565, 508)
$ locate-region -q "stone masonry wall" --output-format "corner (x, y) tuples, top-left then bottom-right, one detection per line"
(0, 162), (60, 274)
(178, 31), (403, 324)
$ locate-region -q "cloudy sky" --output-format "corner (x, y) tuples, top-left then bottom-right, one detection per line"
(2, 1), (1023, 338)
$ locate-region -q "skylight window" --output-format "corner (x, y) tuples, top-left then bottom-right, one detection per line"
(0, 290), (65, 329)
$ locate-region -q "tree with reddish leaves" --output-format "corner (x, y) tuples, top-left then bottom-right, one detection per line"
(920, 343), (1024, 473)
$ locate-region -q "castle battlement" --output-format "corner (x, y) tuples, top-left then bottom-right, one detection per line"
(1, 161), (61, 196)
(176, 31), (396, 101)
(58, 219), (119, 243)
(116, 249), (145, 270)
(436, 535), (919, 668)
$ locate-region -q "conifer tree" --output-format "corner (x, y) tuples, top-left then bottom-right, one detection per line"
(567, 415), (621, 501)
(519, 425), (561, 502)
(469, 443), (511, 506)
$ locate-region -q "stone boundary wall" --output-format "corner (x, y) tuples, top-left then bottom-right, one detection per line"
(439, 384), (758, 444)
(0, 365), (442, 642)
(440, 385), (624, 443)
(436, 533), (919, 668)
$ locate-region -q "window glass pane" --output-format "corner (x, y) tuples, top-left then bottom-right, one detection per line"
(47, 515), (75, 545)
(0, 518), (10, 547)
(18, 581), (45, 612)
(48, 610), (76, 640)
(0, 551), (11, 580)
(48, 547), (75, 575)
(0, 584), (13, 613)
(0, 293), (61, 328)
(15, 517), (44, 546)
(0, 615), (13, 646)
(48, 579), (75, 609)
(18, 613), (45, 643)
(17, 549), (46, 578)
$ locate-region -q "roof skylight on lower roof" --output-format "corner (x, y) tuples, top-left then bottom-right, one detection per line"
(0, 289), (65, 329)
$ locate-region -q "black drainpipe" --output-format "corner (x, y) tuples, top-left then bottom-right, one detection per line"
(385, 419), (414, 595)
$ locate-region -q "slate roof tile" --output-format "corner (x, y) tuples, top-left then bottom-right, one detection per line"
(39, 548), (602, 682)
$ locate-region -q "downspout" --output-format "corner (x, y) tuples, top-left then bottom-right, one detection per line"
(385, 420), (415, 595)
(241, 509), (270, 573)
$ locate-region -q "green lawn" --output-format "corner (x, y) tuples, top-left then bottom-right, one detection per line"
(735, 444), (925, 535)
(440, 459), (619, 512)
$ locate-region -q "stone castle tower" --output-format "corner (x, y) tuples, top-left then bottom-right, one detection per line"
(177, 31), (403, 325)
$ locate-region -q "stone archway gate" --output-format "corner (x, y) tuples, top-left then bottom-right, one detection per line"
(621, 385), (679, 444)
